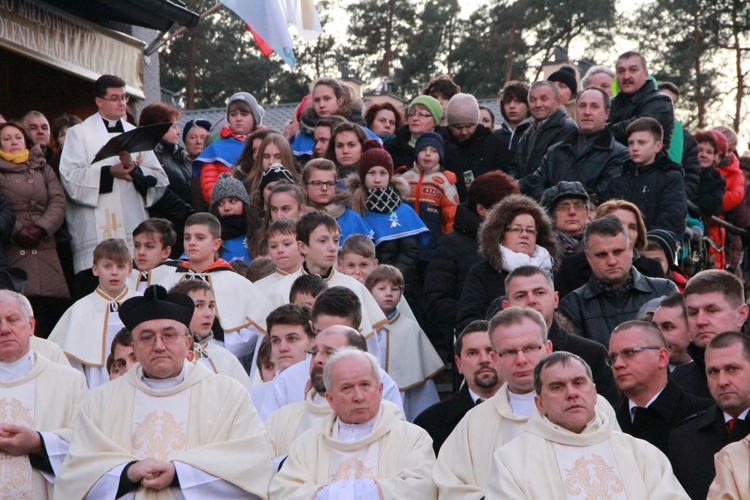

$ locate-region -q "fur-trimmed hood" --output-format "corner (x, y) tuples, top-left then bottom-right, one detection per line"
(478, 194), (558, 271)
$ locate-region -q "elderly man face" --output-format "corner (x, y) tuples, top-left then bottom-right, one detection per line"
(553, 196), (590, 237)
(535, 358), (597, 433)
(23, 114), (50, 149)
(528, 85), (560, 121)
(131, 318), (191, 379)
(326, 354), (383, 424)
(576, 90), (610, 134)
(0, 298), (34, 363)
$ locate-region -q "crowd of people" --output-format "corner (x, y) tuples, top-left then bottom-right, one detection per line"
(1, 48), (750, 497)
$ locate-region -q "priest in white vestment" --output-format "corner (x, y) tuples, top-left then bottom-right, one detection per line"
(269, 348), (436, 499)
(0, 290), (88, 499)
(486, 351), (688, 499)
(55, 285), (273, 499)
(708, 436), (750, 499)
(58, 74), (168, 275)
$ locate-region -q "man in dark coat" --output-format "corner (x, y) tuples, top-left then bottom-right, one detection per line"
(559, 216), (677, 346)
(668, 332), (750, 500)
(608, 51), (675, 150)
(414, 321), (500, 454)
(609, 320), (711, 454)
(509, 81), (577, 180)
(501, 265), (619, 404)
(523, 88), (628, 203)
(422, 171), (519, 358)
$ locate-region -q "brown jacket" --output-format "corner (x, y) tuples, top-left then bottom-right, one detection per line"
(0, 146), (69, 297)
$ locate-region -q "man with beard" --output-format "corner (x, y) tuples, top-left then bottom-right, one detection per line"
(414, 320), (501, 453)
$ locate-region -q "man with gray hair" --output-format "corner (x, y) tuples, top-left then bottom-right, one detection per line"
(270, 347), (436, 499)
(21, 111), (53, 162)
(510, 80), (577, 179)
(0, 289), (87, 499)
(581, 65), (615, 96)
(523, 87), (629, 203)
(486, 351), (688, 498)
(559, 215), (677, 346)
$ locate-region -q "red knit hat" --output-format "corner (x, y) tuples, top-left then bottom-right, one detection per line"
(359, 140), (394, 184)
(712, 130), (729, 157)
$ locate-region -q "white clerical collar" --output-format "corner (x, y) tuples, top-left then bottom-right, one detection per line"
(628, 387), (664, 421)
(141, 362), (187, 389)
(336, 408), (381, 442)
(0, 351), (33, 381)
(507, 388), (536, 417)
(98, 113), (122, 128)
(312, 392), (328, 405)
(724, 408), (750, 423)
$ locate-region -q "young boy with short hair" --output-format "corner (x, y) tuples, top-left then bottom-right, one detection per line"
(158, 212), (262, 362)
(365, 264), (444, 422)
(607, 117), (686, 235)
(49, 238), (140, 388)
(289, 274), (328, 309)
(127, 218), (179, 292)
(254, 218), (303, 289)
(338, 234), (379, 284)
(168, 280), (251, 388)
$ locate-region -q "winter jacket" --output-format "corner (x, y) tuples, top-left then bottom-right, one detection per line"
(492, 118), (532, 172)
(717, 153), (745, 213)
(401, 167), (459, 261)
(154, 140), (193, 207)
(0, 146), (68, 298)
(692, 167), (726, 217)
(559, 267), (678, 346)
(680, 126), (700, 198)
(606, 154), (686, 234)
(0, 192), (14, 268)
(445, 124), (507, 199)
(510, 108), (578, 179)
(422, 203), (483, 351)
(608, 78), (675, 151)
(194, 126), (246, 203)
(523, 127), (628, 203)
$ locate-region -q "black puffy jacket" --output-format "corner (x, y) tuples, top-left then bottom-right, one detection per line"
(445, 125), (507, 201)
(510, 108), (578, 179)
(608, 79), (675, 150)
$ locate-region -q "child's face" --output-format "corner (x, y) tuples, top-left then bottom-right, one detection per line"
(370, 280), (402, 316)
(92, 258), (131, 296)
(228, 107), (254, 135)
(188, 289), (216, 338)
(133, 233), (170, 272)
(641, 247), (669, 275)
(262, 142), (283, 170)
(417, 146), (440, 171)
(267, 232), (302, 273)
(627, 131), (662, 166)
(260, 359), (276, 382)
(217, 197), (244, 217)
(339, 252), (378, 284)
(184, 224), (221, 263)
(299, 225), (340, 272)
(270, 192), (304, 222)
(269, 323), (313, 372)
(292, 292), (316, 309)
(365, 166), (390, 189)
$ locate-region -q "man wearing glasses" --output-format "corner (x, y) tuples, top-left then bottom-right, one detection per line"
(608, 320), (710, 454)
(56, 285), (272, 498)
(59, 74), (168, 299)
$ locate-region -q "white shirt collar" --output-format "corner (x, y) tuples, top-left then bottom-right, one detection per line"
(0, 351), (33, 382)
(724, 408), (750, 423)
(336, 408), (381, 442)
(468, 387), (484, 405)
(628, 387), (664, 421)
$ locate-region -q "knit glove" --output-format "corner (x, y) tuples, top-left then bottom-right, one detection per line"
(13, 224), (46, 248)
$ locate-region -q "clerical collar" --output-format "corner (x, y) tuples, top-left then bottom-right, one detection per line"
(101, 116), (124, 133)
(0, 351), (33, 382)
(302, 262), (333, 280)
(628, 387), (664, 422)
(724, 408), (750, 423)
(312, 392), (328, 405)
(336, 408), (381, 442)
(507, 389), (536, 417)
(141, 362), (187, 389)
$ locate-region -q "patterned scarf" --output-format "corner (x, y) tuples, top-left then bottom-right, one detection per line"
(594, 269), (634, 299)
(555, 229), (583, 257)
(366, 186), (401, 214)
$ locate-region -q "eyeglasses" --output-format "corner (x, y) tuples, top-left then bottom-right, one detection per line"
(496, 344), (544, 358)
(101, 95), (129, 103)
(307, 180), (336, 189)
(305, 346), (337, 358)
(408, 112), (433, 120)
(134, 331), (186, 346)
(505, 226), (537, 235)
(556, 201), (588, 212)
(606, 346), (661, 366)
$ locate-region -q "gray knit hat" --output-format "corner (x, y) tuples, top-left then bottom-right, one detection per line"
(211, 173), (250, 208)
(446, 93), (480, 126)
(227, 92), (265, 127)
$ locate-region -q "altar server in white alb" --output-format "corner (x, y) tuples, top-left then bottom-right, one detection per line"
(270, 348), (436, 499)
(55, 285), (273, 499)
(48, 239), (140, 388)
(487, 351), (688, 499)
(58, 74), (168, 281)
(0, 290), (87, 499)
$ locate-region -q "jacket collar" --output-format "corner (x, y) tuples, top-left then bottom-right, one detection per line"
(581, 267), (650, 299)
